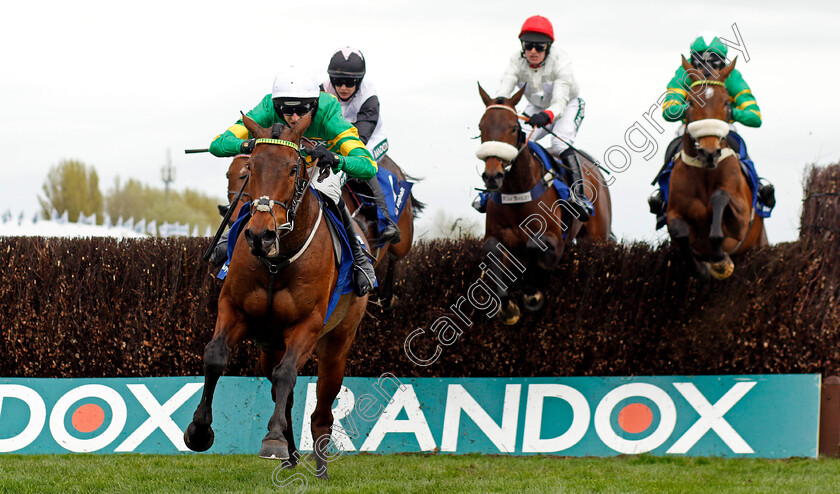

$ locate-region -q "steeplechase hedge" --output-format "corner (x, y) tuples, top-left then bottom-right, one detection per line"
(2, 165), (839, 379)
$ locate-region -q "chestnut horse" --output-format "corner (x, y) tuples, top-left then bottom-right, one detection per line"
(342, 155), (424, 310)
(477, 84), (612, 324)
(185, 112), (368, 480)
(666, 56), (767, 279)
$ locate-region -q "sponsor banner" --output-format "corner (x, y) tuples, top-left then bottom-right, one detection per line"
(0, 375), (819, 457)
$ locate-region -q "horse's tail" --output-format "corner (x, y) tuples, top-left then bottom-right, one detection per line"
(404, 173), (427, 216)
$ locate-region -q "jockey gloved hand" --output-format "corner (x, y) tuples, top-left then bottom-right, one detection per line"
(309, 144), (340, 182)
(528, 111), (551, 128)
(240, 138), (256, 154)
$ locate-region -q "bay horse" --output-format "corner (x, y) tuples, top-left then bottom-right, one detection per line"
(185, 111), (368, 480)
(342, 155), (425, 310)
(477, 83), (612, 324)
(666, 56), (767, 279)
(220, 154), (250, 226)
(223, 149), (424, 310)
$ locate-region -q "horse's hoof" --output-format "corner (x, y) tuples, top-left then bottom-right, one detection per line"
(184, 423), (215, 452)
(259, 439), (290, 460)
(696, 262), (712, 280)
(500, 300), (521, 325)
(710, 257), (735, 279)
(522, 291), (545, 312)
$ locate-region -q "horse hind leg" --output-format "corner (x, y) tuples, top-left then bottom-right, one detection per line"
(377, 256), (399, 311)
(708, 190), (735, 280)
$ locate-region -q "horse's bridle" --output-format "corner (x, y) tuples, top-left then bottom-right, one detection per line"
(476, 104), (526, 173)
(682, 80), (736, 168)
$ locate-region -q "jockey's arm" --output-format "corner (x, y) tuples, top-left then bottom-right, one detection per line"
(726, 70), (762, 128)
(661, 67), (689, 122)
(353, 95), (380, 145)
(209, 95), (276, 157)
(315, 95), (378, 180)
(495, 54), (521, 98)
(545, 61), (574, 121)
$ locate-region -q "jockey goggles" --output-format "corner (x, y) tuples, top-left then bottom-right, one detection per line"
(273, 98), (317, 117)
(330, 76), (360, 88)
(692, 52), (726, 70)
(521, 41), (549, 52)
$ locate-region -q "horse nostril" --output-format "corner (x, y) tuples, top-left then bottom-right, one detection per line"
(494, 172), (504, 181)
(481, 172), (490, 182)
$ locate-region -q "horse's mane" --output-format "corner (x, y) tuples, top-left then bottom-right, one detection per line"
(493, 97), (506, 105)
(270, 123), (288, 139)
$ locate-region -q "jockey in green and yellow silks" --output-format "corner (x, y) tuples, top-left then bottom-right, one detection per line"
(208, 68), (378, 296)
(648, 32), (775, 228)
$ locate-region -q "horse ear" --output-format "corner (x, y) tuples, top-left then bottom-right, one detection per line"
(509, 85), (526, 107)
(478, 83), (493, 106)
(288, 110), (313, 140)
(681, 54), (694, 73)
(241, 112), (270, 139)
(719, 56), (737, 79)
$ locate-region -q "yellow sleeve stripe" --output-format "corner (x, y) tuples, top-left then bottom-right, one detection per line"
(733, 89), (752, 101)
(748, 109), (762, 118)
(229, 124), (249, 140)
(327, 127), (360, 150)
(667, 87), (688, 99)
(737, 100), (758, 110)
(661, 100), (681, 110)
(338, 139), (372, 160)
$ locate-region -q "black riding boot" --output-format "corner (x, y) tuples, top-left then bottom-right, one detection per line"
(340, 203), (377, 296)
(367, 176), (401, 245)
(758, 180), (776, 209)
(648, 136), (682, 215)
(209, 231), (229, 267)
(558, 148), (589, 223)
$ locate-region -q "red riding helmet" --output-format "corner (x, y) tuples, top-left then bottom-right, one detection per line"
(519, 15), (554, 43)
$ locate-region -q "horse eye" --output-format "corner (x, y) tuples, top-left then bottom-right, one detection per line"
(289, 166), (296, 176)
(225, 173), (229, 179)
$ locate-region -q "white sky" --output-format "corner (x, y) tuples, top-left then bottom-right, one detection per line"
(2, 0), (839, 243)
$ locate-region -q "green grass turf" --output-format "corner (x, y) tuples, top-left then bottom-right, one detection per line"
(1, 453), (839, 493)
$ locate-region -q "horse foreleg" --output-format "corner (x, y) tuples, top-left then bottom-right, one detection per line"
(483, 237), (520, 325)
(667, 215), (710, 280)
(184, 299), (247, 452)
(261, 349), (299, 469)
(708, 190), (735, 279)
(260, 317), (320, 461)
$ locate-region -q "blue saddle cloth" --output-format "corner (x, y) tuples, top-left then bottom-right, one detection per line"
(354, 167), (413, 238)
(217, 188), (367, 324)
(655, 132), (773, 230)
(476, 142), (593, 216)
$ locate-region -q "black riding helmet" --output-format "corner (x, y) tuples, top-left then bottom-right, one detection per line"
(328, 47), (366, 100)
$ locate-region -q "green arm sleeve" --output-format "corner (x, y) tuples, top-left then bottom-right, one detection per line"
(662, 66), (689, 122)
(308, 94), (377, 180)
(726, 70), (762, 128)
(209, 95), (278, 157)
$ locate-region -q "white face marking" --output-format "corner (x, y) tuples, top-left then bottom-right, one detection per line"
(705, 87), (715, 100)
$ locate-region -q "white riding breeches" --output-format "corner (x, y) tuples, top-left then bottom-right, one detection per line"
(527, 97), (585, 157)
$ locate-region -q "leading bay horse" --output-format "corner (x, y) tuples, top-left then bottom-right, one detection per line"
(185, 111), (368, 480)
(477, 84), (612, 324)
(223, 149), (423, 310)
(666, 56), (767, 279)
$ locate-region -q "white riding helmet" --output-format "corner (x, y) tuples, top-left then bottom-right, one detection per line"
(271, 68), (321, 100)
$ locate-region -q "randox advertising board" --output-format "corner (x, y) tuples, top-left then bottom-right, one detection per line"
(0, 374), (819, 457)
